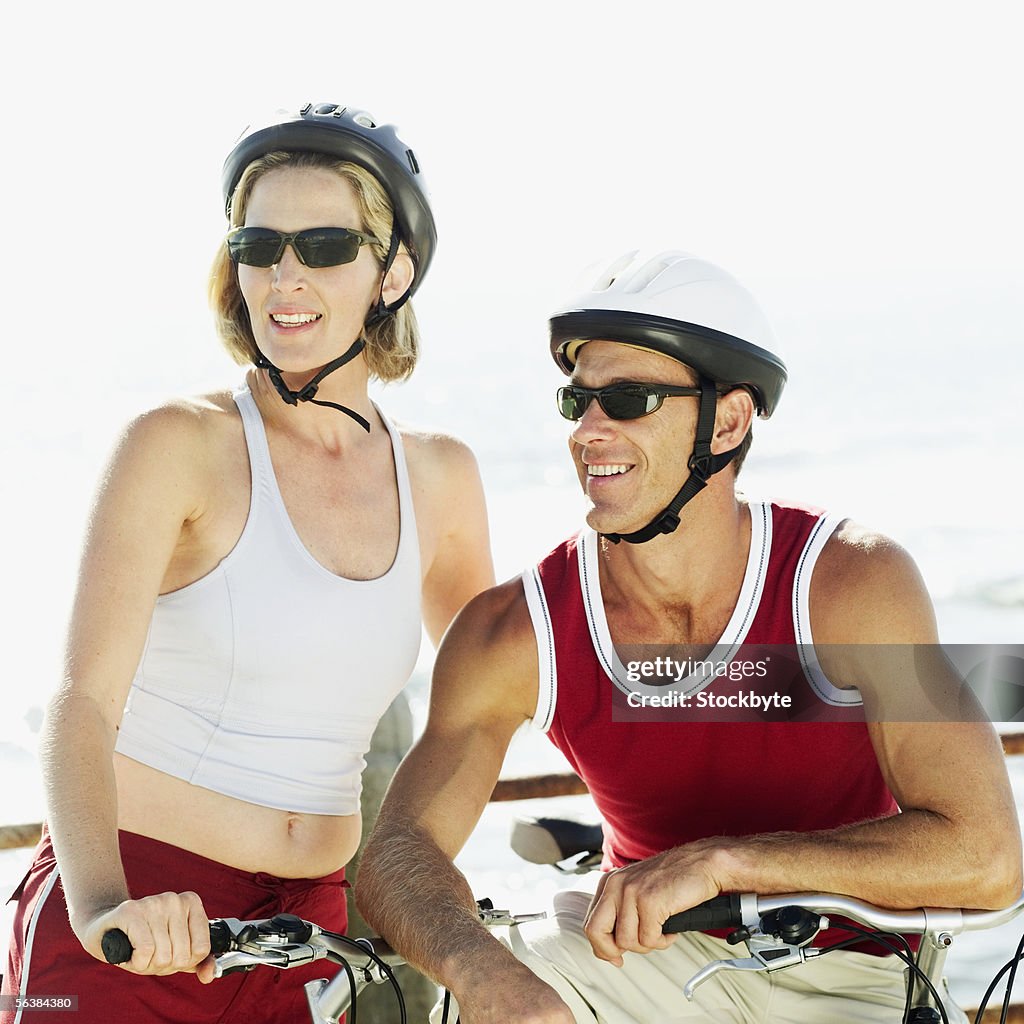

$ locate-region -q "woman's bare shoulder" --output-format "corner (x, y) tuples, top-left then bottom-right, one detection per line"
(388, 419), (484, 502)
(392, 419), (479, 470)
(116, 390), (241, 452)
(100, 390), (246, 512)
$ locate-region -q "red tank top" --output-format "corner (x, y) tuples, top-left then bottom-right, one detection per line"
(523, 501), (898, 869)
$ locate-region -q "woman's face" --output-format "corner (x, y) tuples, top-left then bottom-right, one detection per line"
(237, 165), (382, 377)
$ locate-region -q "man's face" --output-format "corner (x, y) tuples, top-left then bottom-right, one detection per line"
(567, 341), (701, 536)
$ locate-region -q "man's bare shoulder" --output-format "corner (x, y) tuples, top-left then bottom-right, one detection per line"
(444, 574), (535, 658)
(431, 574), (539, 723)
(811, 519), (937, 644)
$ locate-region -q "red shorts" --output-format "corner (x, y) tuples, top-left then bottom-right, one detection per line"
(2, 829), (348, 1023)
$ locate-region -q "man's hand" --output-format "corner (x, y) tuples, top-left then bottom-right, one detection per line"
(76, 891), (216, 982)
(583, 842), (727, 966)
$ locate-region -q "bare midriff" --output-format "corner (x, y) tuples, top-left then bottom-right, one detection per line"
(113, 753), (360, 879)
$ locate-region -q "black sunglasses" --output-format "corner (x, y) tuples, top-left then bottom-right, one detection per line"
(226, 226), (378, 268)
(557, 381), (703, 421)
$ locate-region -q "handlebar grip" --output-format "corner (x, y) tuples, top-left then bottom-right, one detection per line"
(101, 928), (133, 964)
(209, 919), (234, 956)
(102, 920), (234, 964)
(662, 893), (743, 934)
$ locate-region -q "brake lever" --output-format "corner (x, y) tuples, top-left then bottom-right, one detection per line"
(683, 938), (823, 999)
(475, 899), (547, 929)
(210, 915), (330, 978)
(215, 941), (329, 977)
(682, 910), (830, 1001)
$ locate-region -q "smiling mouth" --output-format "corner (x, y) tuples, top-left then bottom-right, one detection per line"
(587, 464), (632, 477)
(271, 313), (322, 326)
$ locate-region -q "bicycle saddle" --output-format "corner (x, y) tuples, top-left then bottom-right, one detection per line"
(510, 816), (603, 867)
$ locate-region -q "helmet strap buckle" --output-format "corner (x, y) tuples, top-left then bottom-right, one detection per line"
(687, 441), (714, 484)
(366, 225), (411, 325)
(255, 340), (371, 432)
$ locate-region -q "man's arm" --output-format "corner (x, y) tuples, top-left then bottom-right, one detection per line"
(357, 580), (576, 1023)
(585, 524), (1022, 964)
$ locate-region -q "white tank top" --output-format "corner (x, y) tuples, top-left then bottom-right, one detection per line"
(114, 386), (422, 815)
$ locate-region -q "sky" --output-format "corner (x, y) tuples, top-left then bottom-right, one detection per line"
(4, 0), (1018, 457)
(7, 1), (1021, 337)
(1, 0), (1021, 725)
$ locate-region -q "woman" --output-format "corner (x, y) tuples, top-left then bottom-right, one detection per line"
(2, 102), (493, 1023)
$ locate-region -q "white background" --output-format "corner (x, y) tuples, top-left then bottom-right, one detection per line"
(1, 0), (1022, 1003)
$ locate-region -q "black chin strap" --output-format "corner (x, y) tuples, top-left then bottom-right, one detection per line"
(255, 338), (370, 432)
(365, 225), (405, 325)
(604, 376), (740, 545)
(254, 222), (413, 432)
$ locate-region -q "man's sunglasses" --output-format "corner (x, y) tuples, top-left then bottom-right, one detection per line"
(226, 226), (378, 268)
(557, 382), (703, 421)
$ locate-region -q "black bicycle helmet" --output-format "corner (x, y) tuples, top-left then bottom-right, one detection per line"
(221, 103), (436, 430)
(222, 102), (436, 294)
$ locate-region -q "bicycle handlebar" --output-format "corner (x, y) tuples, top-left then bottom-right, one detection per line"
(101, 902), (545, 968)
(100, 892), (1024, 1024)
(662, 893), (743, 933)
(661, 890), (1024, 936)
(101, 918), (236, 966)
(102, 891), (1024, 963)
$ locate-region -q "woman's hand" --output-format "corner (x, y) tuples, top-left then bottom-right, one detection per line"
(77, 891), (216, 982)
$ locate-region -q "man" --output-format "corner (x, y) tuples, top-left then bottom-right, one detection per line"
(357, 251), (1020, 1023)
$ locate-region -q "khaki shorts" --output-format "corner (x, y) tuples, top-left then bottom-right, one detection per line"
(434, 889), (967, 1024)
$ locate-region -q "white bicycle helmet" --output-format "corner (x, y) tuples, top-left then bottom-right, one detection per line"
(550, 250), (786, 418)
(549, 251), (787, 543)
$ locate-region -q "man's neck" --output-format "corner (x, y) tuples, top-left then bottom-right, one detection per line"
(597, 488), (752, 646)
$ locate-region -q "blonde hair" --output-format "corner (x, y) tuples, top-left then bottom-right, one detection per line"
(208, 151), (420, 382)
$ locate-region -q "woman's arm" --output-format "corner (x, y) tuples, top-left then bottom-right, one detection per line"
(405, 431), (494, 645)
(41, 402), (218, 977)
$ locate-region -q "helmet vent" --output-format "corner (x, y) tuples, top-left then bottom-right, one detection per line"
(353, 113), (377, 128)
(405, 149), (420, 174)
(623, 254), (675, 294)
(594, 250), (639, 292)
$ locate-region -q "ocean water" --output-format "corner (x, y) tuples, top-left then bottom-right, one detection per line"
(1, 271), (1022, 1009)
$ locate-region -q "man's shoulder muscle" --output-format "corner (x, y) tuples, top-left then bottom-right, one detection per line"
(430, 575), (540, 726)
(810, 519), (938, 645)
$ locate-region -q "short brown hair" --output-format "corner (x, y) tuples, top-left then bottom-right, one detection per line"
(208, 150), (420, 382)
